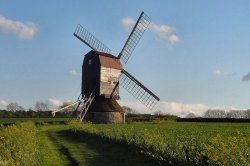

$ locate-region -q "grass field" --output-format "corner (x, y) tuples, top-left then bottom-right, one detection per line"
(40, 125), (158, 166)
(0, 122), (159, 166)
(69, 121), (250, 165)
(1, 120), (250, 165)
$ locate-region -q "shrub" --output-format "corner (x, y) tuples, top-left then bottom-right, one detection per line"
(0, 121), (39, 165)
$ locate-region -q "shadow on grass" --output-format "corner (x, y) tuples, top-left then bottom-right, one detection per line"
(53, 129), (189, 166)
(46, 129), (78, 166)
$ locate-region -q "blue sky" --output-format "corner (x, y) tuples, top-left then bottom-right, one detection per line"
(0, 0), (250, 116)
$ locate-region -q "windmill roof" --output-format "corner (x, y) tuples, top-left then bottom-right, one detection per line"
(97, 52), (122, 70)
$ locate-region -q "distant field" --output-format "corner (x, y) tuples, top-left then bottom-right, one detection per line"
(0, 118), (70, 124)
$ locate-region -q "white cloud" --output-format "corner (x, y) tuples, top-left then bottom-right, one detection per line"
(151, 24), (175, 35)
(48, 98), (62, 107)
(168, 34), (181, 44)
(242, 72), (250, 81)
(210, 106), (240, 111)
(150, 23), (181, 45)
(214, 69), (225, 76)
(68, 70), (81, 77)
(213, 69), (237, 77)
(119, 100), (243, 117)
(119, 101), (208, 117)
(121, 17), (135, 32)
(0, 15), (38, 40)
(121, 16), (181, 46)
(118, 100), (148, 113)
(0, 99), (8, 109)
(157, 101), (209, 117)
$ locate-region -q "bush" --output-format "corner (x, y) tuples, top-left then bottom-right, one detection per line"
(0, 121), (39, 165)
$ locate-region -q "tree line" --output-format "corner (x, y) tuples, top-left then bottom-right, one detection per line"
(5, 101), (53, 112)
(186, 109), (250, 119)
(0, 101), (73, 118)
(0, 110), (72, 118)
(1, 102), (250, 119)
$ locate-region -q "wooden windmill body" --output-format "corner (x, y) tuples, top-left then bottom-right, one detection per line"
(82, 51), (122, 99)
(81, 51), (124, 123)
(52, 12), (160, 123)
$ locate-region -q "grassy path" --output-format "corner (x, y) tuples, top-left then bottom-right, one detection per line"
(40, 125), (157, 166)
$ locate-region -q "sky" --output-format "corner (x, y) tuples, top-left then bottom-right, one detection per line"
(0, 0), (250, 117)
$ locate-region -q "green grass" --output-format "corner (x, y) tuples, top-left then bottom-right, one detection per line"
(37, 125), (69, 166)
(1, 121), (159, 165)
(69, 121), (250, 166)
(40, 124), (158, 166)
(2, 120), (250, 165)
(0, 118), (70, 124)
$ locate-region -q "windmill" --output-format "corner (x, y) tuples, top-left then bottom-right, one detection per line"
(52, 12), (160, 123)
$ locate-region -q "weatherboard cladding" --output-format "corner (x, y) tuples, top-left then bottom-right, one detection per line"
(82, 50), (122, 98)
(97, 52), (122, 98)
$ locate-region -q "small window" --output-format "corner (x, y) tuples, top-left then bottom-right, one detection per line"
(89, 59), (92, 65)
(111, 81), (116, 86)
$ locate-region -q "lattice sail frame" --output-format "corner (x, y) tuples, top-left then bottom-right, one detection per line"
(74, 24), (111, 54)
(118, 12), (151, 64)
(119, 69), (159, 110)
(73, 11), (160, 111)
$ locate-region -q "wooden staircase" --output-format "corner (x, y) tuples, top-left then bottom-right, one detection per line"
(78, 90), (95, 121)
(52, 90), (95, 122)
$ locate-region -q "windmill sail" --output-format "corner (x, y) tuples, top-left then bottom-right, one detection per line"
(118, 12), (151, 64)
(119, 69), (159, 110)
(74, 24), (111, 54)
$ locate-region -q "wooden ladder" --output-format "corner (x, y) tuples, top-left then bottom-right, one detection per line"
(78, 90), (95, 121)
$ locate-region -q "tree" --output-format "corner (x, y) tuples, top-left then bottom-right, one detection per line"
(17, 106), (25, 111)
(59, 101), (74, 112)
(246, 109), (250, 119)
(204, 110), (226, 118)
(27, 107), (34, 111)
(122, 106), (136, 114)
(34, 101), (49, 112)
(186, 113), (196, 118)
(154, 110), (163, 116)
(227, 110), (246, 119)
(6, 102), (18, 112)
